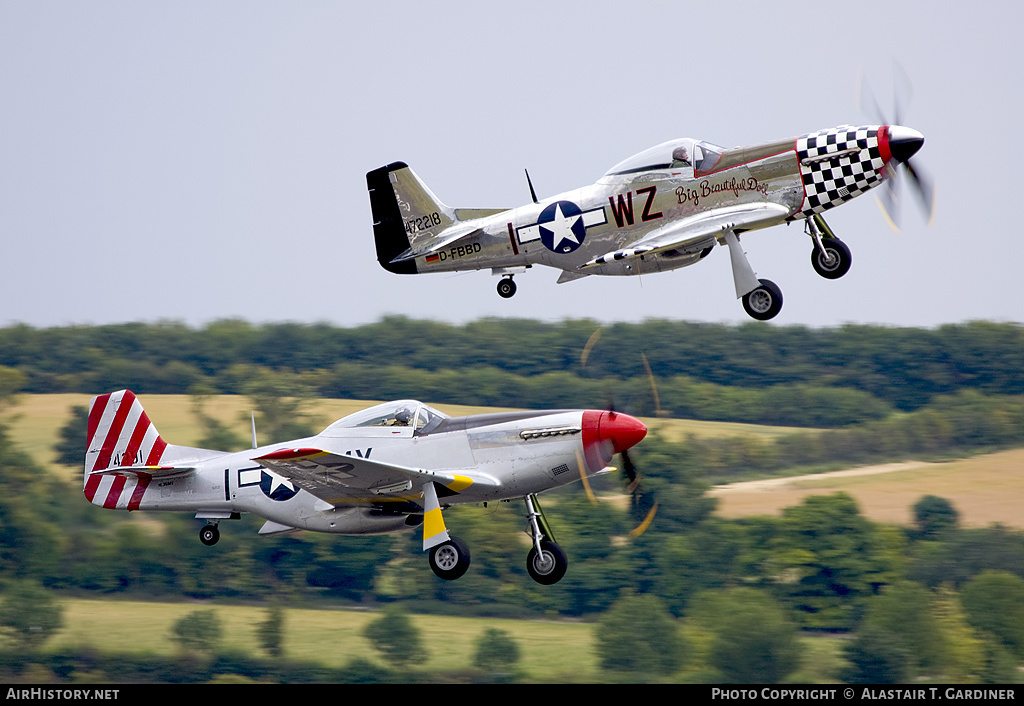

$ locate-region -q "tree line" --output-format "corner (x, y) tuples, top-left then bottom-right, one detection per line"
(1, 317), (1023, 426)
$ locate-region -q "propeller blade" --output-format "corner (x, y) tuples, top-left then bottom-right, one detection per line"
(621, 448), (638, 492)
(628, 502), (658, 539)
(575, 450), (598, 506)
(905, 159), (936, 226)
(878, 163), (902, 233)
(640, 352), (663, 417)
(580, 327), (601, 369)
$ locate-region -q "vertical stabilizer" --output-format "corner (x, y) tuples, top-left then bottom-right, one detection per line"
(84, 390), (167, 509)
(366, 162), (456, 274)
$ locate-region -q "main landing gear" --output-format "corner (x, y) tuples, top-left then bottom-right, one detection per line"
(426, 494), (568, 585)
(725, 214), (852, 321)
(724, 230), (785, 322)
(428, 536), (472, 580)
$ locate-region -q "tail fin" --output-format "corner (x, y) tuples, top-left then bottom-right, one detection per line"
(86, 390), (166, 474)
(366, 162), (456, 274)
(84, 390), (168, 509)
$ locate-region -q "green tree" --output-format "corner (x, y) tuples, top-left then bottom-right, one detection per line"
(257, 600), (286, 658)
(594, 592), (685, 680)
(774, 492), (898, 629)
(912, 495), (959, 539)
(0, 580), (64, 650)
(859, 581), (946, 677)
(960, 570), (1024, 658)
(473, 627), (521, 677)
(242, 369), (321, 444)
(692, 587), (801, 684)
(170, 609), (223, 655)
(362, 605), (423, 668)
(54, 404), (88, 466)
(190, 386), (246, 452)
(842, 623), (911, 684)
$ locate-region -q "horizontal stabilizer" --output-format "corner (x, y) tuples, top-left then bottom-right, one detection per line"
(390, 224), (483, 264)
(88, 465), (195, 479)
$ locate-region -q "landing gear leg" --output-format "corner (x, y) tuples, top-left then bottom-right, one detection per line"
(723, 230), (783, 321)
(423, 480), (471, 580)
(524, 495), (567, 585)
(806, 214), (851, 279)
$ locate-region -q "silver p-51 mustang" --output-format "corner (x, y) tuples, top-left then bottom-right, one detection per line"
(368, 123), (929, 320)
(84, 390), (647, 584)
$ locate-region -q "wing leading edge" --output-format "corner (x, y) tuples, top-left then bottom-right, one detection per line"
(253, 448), (493, 507)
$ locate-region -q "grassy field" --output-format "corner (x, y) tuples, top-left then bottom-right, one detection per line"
(711, 448), (1024, 530)
(50, 598), (598, 681)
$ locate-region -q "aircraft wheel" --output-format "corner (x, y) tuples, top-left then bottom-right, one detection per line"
(811, 238), (852, 279)
(199, 524), (220, 546)
(429, 536), (471, 580)
(527, 540), (568, 585)
(497, 278), (517, 299)
(742, 279), (783, 321)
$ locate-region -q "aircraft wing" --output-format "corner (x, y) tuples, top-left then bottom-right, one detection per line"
(580, 202), (792, 268)
(252, 447), (495, 507)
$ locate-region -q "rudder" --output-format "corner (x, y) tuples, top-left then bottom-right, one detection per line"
(366, 162), (456, 274)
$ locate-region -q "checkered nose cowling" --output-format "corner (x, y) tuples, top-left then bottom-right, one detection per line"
(795, 125), (888, 217)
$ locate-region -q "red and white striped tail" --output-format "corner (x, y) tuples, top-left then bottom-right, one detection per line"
(84, 390), (167, 509)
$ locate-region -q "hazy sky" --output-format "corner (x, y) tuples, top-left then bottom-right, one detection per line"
(2, 1), (1020, 331)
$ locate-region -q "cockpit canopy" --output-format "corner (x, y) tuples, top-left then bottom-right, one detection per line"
(321, 400), (449, 436)
(603, 138), (724, 177)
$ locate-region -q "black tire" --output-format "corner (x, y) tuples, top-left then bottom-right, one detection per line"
(497, 278), (517, 299)
(527, 540), (568, 585)
(742, 279), (783, 321)
(429, 536), (471, 580)
(811, 238), (852, 279)
(199, 525), (220, 546)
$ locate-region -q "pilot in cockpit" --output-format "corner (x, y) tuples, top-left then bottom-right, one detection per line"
(671, 146), (691, 168)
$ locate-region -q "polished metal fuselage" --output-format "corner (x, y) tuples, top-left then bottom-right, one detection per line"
(414, 139), (804, 278)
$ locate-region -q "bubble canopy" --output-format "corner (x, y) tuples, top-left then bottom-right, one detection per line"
(320, 400), (449, 436)
(603, 138), (724, 177)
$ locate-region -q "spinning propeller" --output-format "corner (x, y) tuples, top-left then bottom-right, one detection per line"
(579, 328), (659, 537)
(857, 66), (935, 232)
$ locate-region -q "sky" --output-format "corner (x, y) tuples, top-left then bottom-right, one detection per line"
(2, 0), (1021, 331)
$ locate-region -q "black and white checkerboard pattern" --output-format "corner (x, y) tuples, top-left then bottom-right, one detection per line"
(796, 126), (886, 217)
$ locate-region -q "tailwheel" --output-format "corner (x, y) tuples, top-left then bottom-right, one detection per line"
(428, 536), (471, 580)
(497, 277), (517, 299)
(741, 278), (783, 321)
(527, 540), (568, 585)
(811, 238), (852, 279)
(199, 524), (220, 546)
